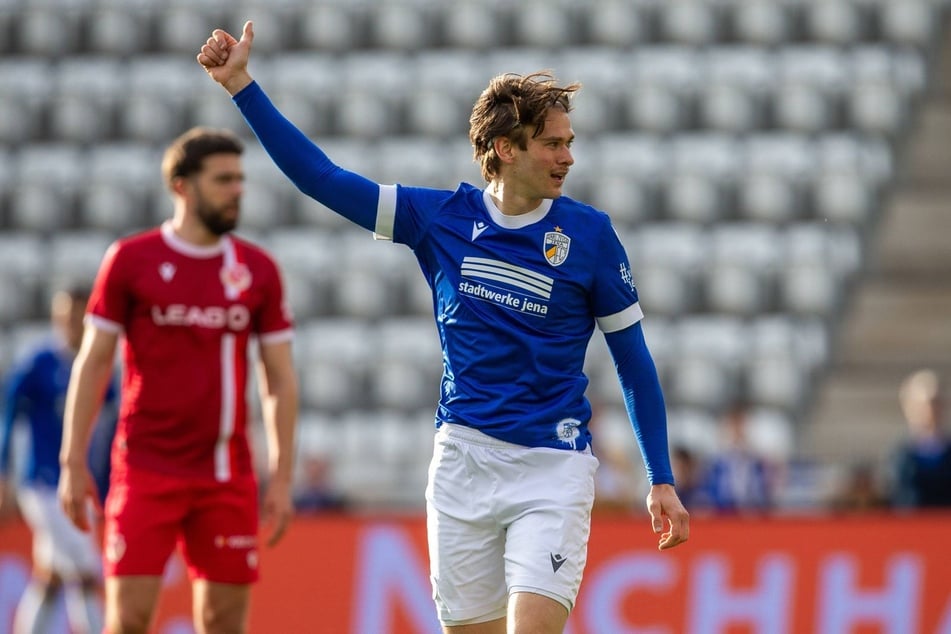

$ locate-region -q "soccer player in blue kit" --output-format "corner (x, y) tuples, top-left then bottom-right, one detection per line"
(1, 285), (117, 634)
(198, 22), (689, 633)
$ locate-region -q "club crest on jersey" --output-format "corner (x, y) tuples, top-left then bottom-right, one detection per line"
(543, 229), (570, 266)
(220, 262), (252, 297)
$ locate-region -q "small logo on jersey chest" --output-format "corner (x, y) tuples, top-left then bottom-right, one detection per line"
(159, 262), (176, 282)
(543, 229), (570, 266)
(220, 262), (252, 297)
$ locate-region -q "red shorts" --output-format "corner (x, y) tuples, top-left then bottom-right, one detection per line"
(103, 465), (260, 584)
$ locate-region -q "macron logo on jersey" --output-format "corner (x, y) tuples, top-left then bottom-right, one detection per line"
(471, 221), (489, 241)
(458, 257), (553, 317)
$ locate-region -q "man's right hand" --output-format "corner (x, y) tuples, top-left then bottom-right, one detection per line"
(58, 463), (97, 532)
(197, 20), (256, 96)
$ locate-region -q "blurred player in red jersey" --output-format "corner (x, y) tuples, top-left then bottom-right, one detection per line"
(57, 127), (299, 634)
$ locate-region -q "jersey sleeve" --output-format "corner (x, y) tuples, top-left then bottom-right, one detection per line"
(255, 252), (294, 345)
(0, 354), (37, 477)
(87, 241), (130, 333)
(385, 184), (458, 248)
(591, 221), (644, 333)
(233, 81), (381, 232)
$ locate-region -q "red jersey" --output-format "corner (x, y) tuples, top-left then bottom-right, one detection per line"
(88, 222), (293, 482)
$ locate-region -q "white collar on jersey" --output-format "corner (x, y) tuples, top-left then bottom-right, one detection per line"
(482, 190), (553, 229)
(160, 220), (230, 259)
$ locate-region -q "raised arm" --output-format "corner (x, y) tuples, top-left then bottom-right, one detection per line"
(197, 21), (382, 232)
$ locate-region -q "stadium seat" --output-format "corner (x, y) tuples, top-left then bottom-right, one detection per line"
(299, 4), (365, 52)
(587, 0), (649, 48)
(48, 231), (115, 283)
(804, 0), (870, 45)
(16, 7), (80, 56)
(368, 2), (435, 51)
(122, 56), (202, 141)
(880, 1), (939, 47)
(513, 0), (576, 48)
(775, 47), (850, 132)
(296, 318), (372, 411)
(664, 135), (741, 224)
(335, 53), (410, 137)
(624, 48), (700, 133)
(812, 134), (891, 224)
(330, 233), (413, 318)
(0, 232), (47, 286)
(377, 137), (455, 189)
(439, 1), (503, 49)
(119, 95), (189, 144)
(79, 144), (160, 231)
(667, 316), (747, 409)
(666, 407), (719, 457)
(738, 134), (814, 223)
(704, 224), (781, 316)
(190, 93), (254, 140)
(731, 0), (795, 45)
(78, 183), (150, 232)
(0, 59), (53, 144)
(50, 59), (123, 142)
(746, 356), (807, 414)
(155, 5), (224, 53)
(9, 145), (85, 231)
(589, 174), (657, 228)
(780, 223), (861, 316)
(697, 48), (773, 133)
(86, 6), (151, 55)
(630, 223), (708, 316)
(658, 0), (723, 46)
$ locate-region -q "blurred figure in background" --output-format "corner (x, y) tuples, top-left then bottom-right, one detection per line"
(670, 444), (712, 514)
(588, 406), (642, 516)
(292, 453), (349, 514)
(701, 401), (775, 514)
(828, 461), (889, 514)
(0, 284), (117, 634)
(890, 368), (951, 509)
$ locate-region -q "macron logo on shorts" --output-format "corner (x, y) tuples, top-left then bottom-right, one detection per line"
(550, 552), (567, 573)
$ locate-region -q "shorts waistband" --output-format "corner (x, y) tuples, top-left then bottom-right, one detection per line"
(437, 422), (526, 451)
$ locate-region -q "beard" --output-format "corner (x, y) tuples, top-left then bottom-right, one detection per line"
(195, 197), (239, 236)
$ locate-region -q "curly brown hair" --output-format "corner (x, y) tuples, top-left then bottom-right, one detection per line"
(161, 127), (244, 189)
(469, 71), (581, 183)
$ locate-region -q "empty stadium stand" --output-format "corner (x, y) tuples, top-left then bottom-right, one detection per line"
(0, 0), (948, 509)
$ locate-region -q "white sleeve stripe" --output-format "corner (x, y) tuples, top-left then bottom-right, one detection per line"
(596, 303), (644, 333)
(86, 314), (123, 334)
(373, 184), (398, 240)
(258, 329), (294, 345)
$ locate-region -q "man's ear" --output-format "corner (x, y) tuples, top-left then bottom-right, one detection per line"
(493, 136), (515, 164)
(170, 176), (189, 197)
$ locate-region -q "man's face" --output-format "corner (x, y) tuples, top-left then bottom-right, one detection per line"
(189, 153), (244, 235)
(508, 108), (575, 201)
(52, 292), (87, 352)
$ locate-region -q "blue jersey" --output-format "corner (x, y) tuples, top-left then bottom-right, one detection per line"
(235, 81), (675, 483)
(380, 184), (643, 450)
(1, 336), (118, 499)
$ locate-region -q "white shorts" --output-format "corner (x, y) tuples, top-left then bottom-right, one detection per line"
(17, 485), (102, 579)
(425, 423), (599, 627)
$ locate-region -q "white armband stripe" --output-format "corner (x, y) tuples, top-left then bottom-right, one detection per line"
(373, 184), (398, 241)
(596, 303), (644, 333)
